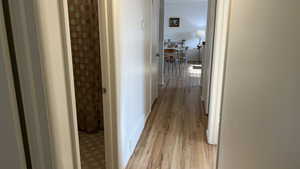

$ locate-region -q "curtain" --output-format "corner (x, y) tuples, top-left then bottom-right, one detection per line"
(68, 0), (103, 132)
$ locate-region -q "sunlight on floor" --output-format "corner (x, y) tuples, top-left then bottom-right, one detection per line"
(188, 64), (202, 78)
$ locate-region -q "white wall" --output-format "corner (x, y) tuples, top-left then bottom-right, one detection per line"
(218, 0), (300, 169)
(0, 45), (27, 169)
(164, 1), (208, 49)
(114, 0), (152, 167)
(8, 0), (55, 168)
(0, 2), (27, 167)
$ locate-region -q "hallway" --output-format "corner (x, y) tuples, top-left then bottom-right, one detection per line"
(126, 64), (217, 169)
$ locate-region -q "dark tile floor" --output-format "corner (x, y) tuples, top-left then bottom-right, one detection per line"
(79, 131), (106, 169)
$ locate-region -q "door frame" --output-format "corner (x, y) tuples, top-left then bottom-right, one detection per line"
(8, 0), (119, 169)
(52, 0), (120, 169)
(0, 2), (27, 168)
(150, 0), (161, 106)
(8, 0), (232, 168)
(207, 0), (232, 145)
(202, 0), (217, 115)
(159, 0), (165, 86)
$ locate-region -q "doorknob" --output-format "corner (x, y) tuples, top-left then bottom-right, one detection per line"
(156, 53), (160, 57)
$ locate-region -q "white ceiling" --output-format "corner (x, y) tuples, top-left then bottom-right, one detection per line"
(165, 0), (208, 3)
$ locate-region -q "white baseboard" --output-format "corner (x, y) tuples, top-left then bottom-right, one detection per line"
(207, 129), (218, 145)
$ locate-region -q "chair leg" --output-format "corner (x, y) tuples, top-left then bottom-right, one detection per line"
(176, 63), (178, 75)
(178, 61), (181, 74)
(164, 61), (168, 74)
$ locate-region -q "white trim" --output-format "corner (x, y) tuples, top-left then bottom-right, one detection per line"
(58, 1), (82, 168)
(98, 0), (120, 169)
(57, 0), (120, 169)
(202, 0), (217, 114)
(8, 0), (119, 169)
(150, 0), (161, 105)
(207, 0), (231, 145)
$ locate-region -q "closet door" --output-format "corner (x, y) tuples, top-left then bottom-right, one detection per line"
(150, 0), (161, 105)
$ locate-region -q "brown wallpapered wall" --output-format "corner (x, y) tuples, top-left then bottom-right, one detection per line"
(68, 0), (104, 132)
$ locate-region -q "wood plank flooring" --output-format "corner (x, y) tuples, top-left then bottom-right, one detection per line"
(126, 64), (217, 169)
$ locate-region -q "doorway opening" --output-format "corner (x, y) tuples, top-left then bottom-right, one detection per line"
(67, 0), (106, 169)
(162, 0), (208, 85)
(126, 0), (219, 168)
(10, 0), (229, 168)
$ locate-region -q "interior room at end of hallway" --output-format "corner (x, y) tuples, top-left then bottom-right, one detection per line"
(164, 0), (208, 63)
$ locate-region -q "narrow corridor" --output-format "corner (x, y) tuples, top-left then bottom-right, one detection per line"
(126, 64), (217, 169)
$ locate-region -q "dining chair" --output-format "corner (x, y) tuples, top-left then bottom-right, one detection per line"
(179, 47), (189, 63)
(176, 47), (189, 73)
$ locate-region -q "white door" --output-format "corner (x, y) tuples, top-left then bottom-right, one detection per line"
(150, 0), (161, 105)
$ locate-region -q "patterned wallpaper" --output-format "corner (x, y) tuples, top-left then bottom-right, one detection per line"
(68, 0), (103, 132)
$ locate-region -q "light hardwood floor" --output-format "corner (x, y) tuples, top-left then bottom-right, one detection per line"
(126, 64), (217, 169)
